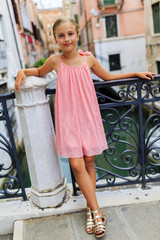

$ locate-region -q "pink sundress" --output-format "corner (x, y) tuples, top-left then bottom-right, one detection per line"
(55, 51), (108, 158)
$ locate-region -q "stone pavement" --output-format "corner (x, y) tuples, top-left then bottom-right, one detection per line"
(19, 200), (160, 240)
(1, 182), (160, 240)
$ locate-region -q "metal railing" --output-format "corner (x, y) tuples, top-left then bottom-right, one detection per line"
(50, 76), (160, 195)
(0, 92), (26, 200)
(1, 75), (160, 199)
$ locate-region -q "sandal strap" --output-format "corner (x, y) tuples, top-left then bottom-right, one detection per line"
(92, 208), (107, 237)
(92, 208), (100, 215)
(87, 212), (92, 216)
(86, 207), (94, 233)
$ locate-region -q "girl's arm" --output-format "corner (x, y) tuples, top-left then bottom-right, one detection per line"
(15, 55), (57, 91)
(90, 56), (155, 81)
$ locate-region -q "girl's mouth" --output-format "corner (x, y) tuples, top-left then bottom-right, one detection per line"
(64, 43), (71, 47)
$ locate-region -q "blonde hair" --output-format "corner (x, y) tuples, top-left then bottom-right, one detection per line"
(52, 17), (79, 39)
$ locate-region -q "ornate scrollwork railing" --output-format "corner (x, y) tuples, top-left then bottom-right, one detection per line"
(0, 93), (26, 200)
(64, 76), (160, 195)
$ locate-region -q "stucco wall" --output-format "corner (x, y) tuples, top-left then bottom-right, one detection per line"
(94, 34), (147, 74)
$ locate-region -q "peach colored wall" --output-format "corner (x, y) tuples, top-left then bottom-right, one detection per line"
(119, 0), (145, 36)
(78, 0), (145, 42)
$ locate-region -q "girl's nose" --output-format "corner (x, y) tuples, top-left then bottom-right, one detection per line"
(64, 35), (69, 41)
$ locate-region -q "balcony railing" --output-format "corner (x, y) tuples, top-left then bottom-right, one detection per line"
(0, 92), (26, 200)
(98, 0), (123, 9)
(1, 75), (160, 199)
(66, 76), (160, 195)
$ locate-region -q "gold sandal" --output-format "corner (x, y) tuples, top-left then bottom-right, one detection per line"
(92, 208), (107, 238)
(86, 207), (94, 234)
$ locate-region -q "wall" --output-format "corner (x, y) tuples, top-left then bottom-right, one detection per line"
(94, 34), (147, 73)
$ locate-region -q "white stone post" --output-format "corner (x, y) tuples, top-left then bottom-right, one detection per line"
(11, 76), (67, 208)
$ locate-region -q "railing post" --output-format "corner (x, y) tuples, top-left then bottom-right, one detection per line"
(137, 81), (146, 189)
(11, 76), (67, 208)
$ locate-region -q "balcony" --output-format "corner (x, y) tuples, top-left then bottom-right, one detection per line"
(97, 0), (123, 9)
(1, 75), (160, 238)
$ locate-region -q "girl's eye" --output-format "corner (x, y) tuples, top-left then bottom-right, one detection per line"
(58, 34), (64, 38)
(69, 32), (73, 36)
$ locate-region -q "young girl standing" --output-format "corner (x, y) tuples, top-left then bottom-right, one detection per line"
(15, 18), (155, 238)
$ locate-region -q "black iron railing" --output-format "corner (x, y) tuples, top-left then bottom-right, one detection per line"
(1, 76), (160, 199)
(47, 76), (160, 195)
(0, 92), (27, 200)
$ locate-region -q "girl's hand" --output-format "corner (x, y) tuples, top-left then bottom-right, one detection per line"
(15, 69), (26, 91)
(136, 72), (156, 80)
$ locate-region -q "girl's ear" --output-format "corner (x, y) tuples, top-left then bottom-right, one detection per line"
(77, 33), (79, 41)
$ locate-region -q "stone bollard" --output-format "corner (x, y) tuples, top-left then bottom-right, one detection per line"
(11, 76), (67, 208)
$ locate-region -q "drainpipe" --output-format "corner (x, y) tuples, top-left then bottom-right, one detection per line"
(6, 0), (23, 69)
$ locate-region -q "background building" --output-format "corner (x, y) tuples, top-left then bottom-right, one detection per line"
(38, 8), (63, 54)
(11, 0), (47, 67)
(78, 0), (147, 74)
(145, 0), (160, 74)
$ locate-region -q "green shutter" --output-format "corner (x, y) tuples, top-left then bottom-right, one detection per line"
(105, 15), (118, 38)
(152, 3), (160, 33)
(103, 0), (115, 4)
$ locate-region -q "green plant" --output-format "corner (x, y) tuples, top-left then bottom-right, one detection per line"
(33, 58), (47, 68)
(25, 63), (29, 69)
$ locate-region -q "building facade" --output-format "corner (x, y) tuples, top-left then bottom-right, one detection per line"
(78, 0), (147, 74)
(11, 0), (47, 67)
(145, 0), (160, 73)
(38, 8), (63, 54)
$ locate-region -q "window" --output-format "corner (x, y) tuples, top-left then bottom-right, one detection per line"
(0, 16), (4, 41)
(105, 15), (118, 38)
(11, 0), (20, 24)
(109, 54), (121, 71)
(152, 2), (160, 34)
(103, 0), (115, 4)
(157, 61), (160, 74)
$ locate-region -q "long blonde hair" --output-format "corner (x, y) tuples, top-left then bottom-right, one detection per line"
(52, 17), (79, 39)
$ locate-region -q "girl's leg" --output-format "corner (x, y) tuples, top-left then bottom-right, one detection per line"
(69, 156), (98, 210)
(69, 156), (106, 236)
(84, 155), (96, 234)
(84, 155), (96, 207)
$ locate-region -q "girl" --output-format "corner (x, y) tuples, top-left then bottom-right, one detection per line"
(15, 18), (155, 238)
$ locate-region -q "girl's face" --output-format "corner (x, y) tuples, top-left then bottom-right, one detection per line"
(55, 22), (79, 52)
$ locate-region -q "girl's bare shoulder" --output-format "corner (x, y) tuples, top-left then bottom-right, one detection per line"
(46, 54), (61, 72)
(86, 54), (97, 69)
(47, 54), (60, 65)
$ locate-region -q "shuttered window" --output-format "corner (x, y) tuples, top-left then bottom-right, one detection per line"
(103, 0), (115, 4)
(152, 2), (160, 33)
(105, 15), (118, 38)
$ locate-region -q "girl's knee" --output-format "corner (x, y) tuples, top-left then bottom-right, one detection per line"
(84, 155), (95, 167)
(69, 157), (84, 175)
